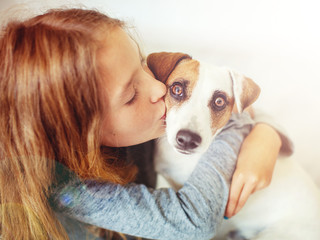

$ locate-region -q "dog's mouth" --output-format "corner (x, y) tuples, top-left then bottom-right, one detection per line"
(174, 147), (194, 155)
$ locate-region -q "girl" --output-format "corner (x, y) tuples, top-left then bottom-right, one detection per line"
(0, 8), (291, 240)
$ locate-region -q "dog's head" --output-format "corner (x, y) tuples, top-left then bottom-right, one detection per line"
(147, 52), (260, 154)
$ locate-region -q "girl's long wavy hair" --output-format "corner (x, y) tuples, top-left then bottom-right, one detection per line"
(0, 8), (137, 239)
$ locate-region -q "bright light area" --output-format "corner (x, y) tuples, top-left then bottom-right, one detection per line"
(1, 0), (320, 186)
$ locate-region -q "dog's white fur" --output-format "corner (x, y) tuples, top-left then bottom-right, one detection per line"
(149, 52), (320, 239)
(155, 62), (236, 189)
(166, 63), (231, 150)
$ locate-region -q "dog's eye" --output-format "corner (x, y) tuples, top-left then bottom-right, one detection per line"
(172, 85), (183, 95)
(211, 92), (228, 111)
(214, 97), (225, 107)
(170, 82), (185, 100)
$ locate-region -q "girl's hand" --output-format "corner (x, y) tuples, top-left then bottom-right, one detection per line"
(224, 123), (282, 218)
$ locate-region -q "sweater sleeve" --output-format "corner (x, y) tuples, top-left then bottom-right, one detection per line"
(50, 113), (254, 240)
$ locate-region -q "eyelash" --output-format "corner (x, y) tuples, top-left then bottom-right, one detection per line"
(126, 91), (138, 105)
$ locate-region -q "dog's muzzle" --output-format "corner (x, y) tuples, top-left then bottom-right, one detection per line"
(175, 129), (202, 154)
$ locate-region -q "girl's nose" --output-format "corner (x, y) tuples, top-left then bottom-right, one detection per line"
(143, 64), (167, 103)
(150, 77), (167, 103)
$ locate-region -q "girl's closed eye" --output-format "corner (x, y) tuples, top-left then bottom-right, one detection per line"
(126, 90), (138, 105)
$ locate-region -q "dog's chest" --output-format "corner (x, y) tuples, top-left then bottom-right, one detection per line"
(154, 136), (201, 187)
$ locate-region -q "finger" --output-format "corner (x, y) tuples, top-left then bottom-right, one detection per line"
(234, 182), (255, 215)
(225, 176), (244, 218)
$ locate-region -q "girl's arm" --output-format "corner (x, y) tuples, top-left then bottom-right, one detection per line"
(225, 109), (293, 218)
(50, 113), (254, 240)
(225, 123), (282, 218)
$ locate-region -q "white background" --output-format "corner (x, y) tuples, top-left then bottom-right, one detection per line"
(1, 0), (320, 187)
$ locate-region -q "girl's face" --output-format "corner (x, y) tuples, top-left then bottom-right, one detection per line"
(98, 27), (167, 147)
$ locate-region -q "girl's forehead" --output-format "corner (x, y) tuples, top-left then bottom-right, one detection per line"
(98, 27), (140, 65)
(97, 28), (140, 107)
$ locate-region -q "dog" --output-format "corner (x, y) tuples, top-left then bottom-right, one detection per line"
(147, 52), (320, 240)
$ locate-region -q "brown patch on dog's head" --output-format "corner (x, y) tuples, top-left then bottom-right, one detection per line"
(209, 92), (235, 135)
(147, 52), (192, 83)
(147, 52), (200, 112)
(164, 59), (200, 111)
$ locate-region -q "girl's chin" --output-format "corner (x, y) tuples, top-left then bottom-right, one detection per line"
(157, 126), (166, 137)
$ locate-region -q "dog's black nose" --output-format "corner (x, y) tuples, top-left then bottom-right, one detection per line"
(176, 130), (202, 151)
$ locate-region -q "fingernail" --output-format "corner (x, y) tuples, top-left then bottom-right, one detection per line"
(224, 216), (229, 220)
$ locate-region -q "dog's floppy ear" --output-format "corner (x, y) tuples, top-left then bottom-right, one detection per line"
(230, 70), (261, 113)
(147, 52), (192, 83)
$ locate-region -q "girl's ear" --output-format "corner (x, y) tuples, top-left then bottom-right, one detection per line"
(147, 52), (192, 83)
(229, 70), (261, 113)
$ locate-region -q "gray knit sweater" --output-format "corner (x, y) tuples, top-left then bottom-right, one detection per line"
(50, 113), (291, 240)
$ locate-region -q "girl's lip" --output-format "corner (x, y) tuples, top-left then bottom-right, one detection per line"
(160, 106), (167, 120)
